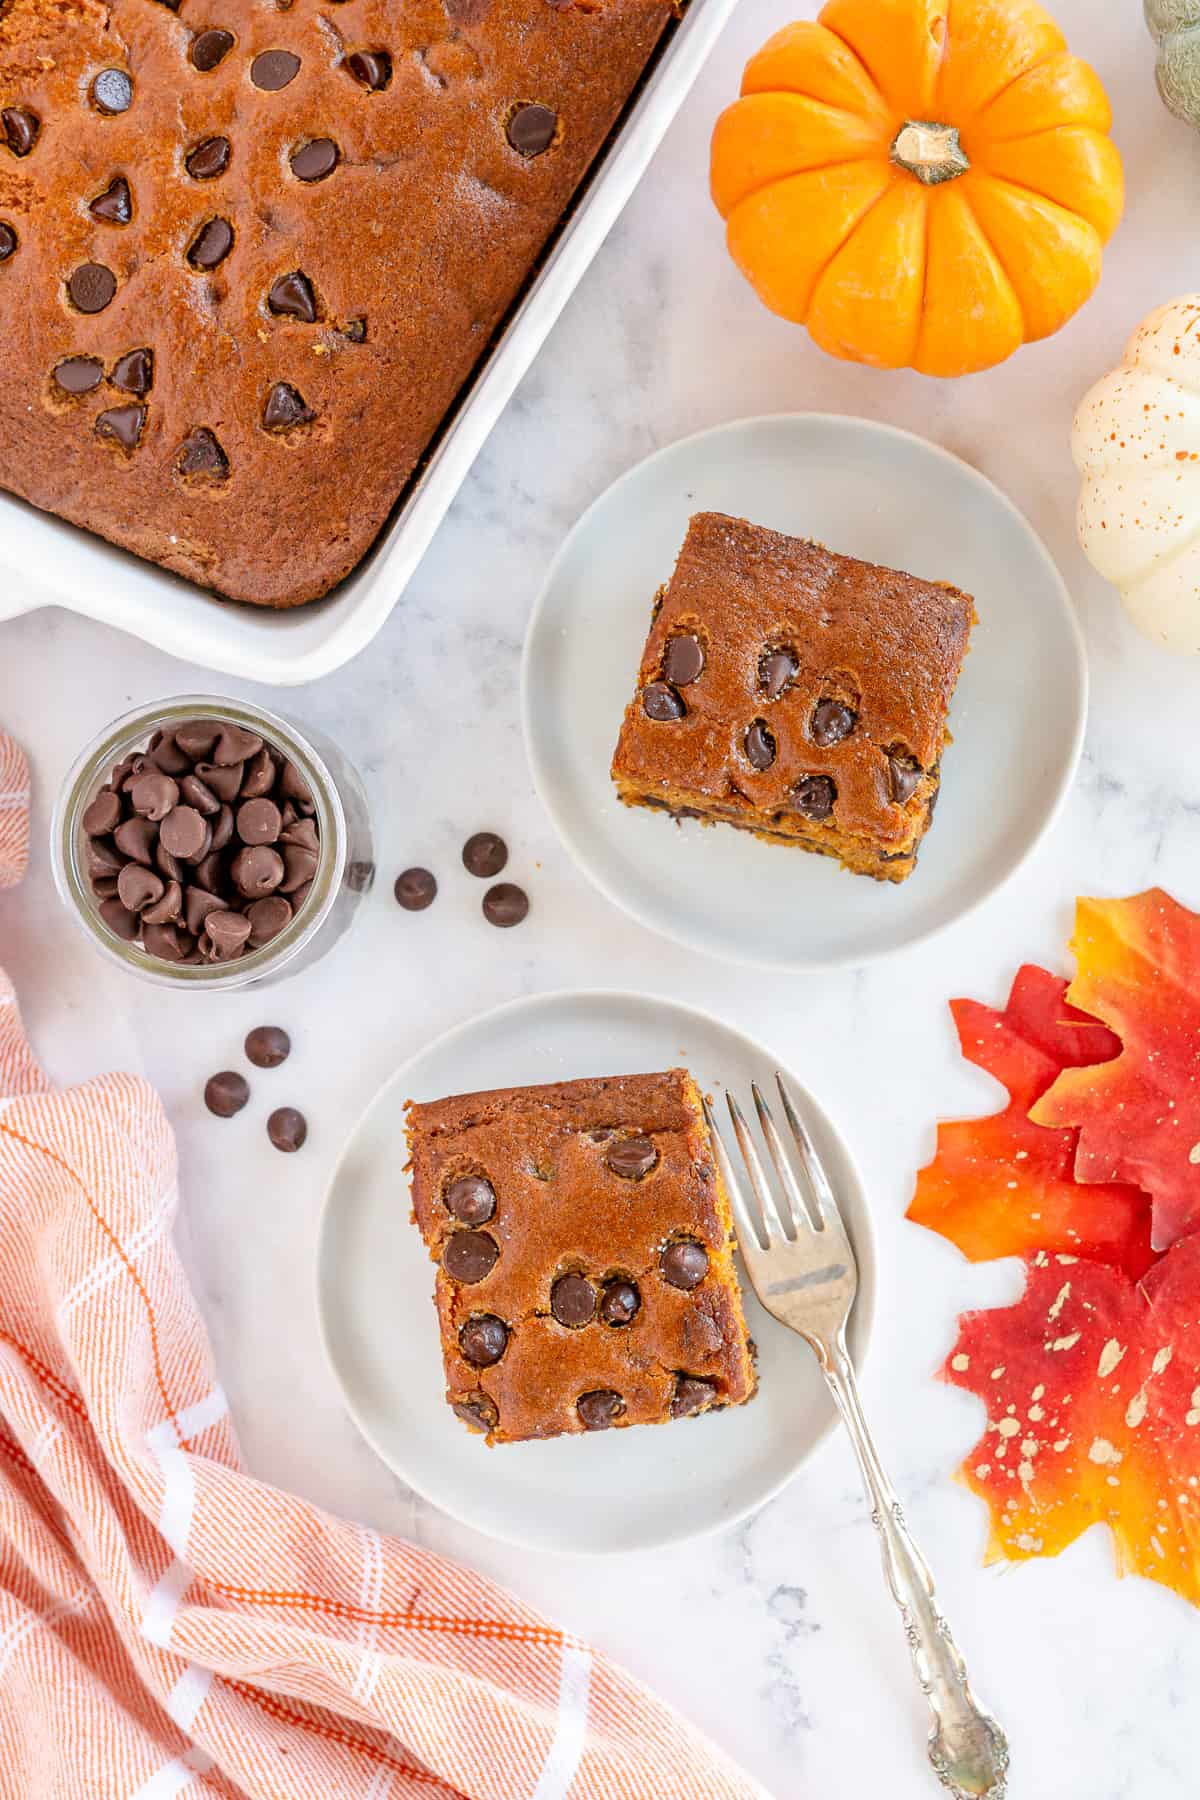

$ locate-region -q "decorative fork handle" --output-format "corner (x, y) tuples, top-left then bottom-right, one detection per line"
(815, 1331), (1009, 1799)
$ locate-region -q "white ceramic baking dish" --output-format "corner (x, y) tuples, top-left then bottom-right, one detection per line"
(0, 0), (737, 687)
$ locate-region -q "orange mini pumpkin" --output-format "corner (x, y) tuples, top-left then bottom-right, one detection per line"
(710, 0), (1123, 377)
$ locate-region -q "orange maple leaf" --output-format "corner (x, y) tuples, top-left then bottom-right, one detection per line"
(1033, 890), (1200, 1253)
(945, 1238), (1200, 1606)
(909, 964), (1152, 1277)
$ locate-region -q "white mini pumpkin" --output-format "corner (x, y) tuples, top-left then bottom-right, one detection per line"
(1073, 293), (1200, 653)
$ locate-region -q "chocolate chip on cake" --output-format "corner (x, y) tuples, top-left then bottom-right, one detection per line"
(91, 69), (133, 114)
(744, 718), (776, 771)
(185, 135), (231, 180)
(0, 222), (17, 261)
(576, 1389), (624, 1431)
(550, 1273), (595, 1328)
(443, 1229), (499, 1284)
(290, 138), (339, 181)
(759, 645), (799, 700)
(444, 1174), (496, 1225)
(2, 107), (39, 157)
(267, 270), (318, 322)
(599, 1278), (640, 1327)
(394, 867), (437, 910)
(886, 751), (922, 804)
(89, 176), (132, 225)
(262, 382), (313, 431)
(462, 832), (506, 878)
(205, 1070), (249, 1117)
(662, 633), (704, 686)
(660, 1238), (708, 1290)
(53, 356), (104, 395)
(459, 1315), (508, 1367)
(187, 217), (234, 270)
(251, 49), (301, 90)
(642, 682), (684, 722)
(482, 882), (528, 928)
(110, 348), (154, 395)
(453, 1393), (498, 1434)
(267, 1105), (307, 1151)
(176, 427), (230, 482)
(94, 403), (146, 452)
(811, 699), (857, 746)
(607, 1135), (658, 1179)
(791, 774), (837, 821)
(191, 28), (234, 70)
(506, 101), (558, 157)
(671, 1375), (718, 1418)
(342, 316), (367, 343)
(67, 263), (117, 313)
(245, 1025), (290, 1068)
(345, 49), (392, 90)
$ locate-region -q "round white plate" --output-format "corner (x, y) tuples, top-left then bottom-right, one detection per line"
(522, 413), (1086, 970)
(316, 989), (875, 1555)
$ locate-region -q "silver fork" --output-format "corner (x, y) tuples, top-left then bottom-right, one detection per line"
(706, 1075), (1009, 1800)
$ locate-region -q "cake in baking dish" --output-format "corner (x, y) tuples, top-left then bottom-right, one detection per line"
(0, 0), (670, 606)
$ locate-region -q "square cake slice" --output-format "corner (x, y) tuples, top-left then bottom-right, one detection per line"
(610, 512), (976, 881)
(404, 1069), (757, 1445)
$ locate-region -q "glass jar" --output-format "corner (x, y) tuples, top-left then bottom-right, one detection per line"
(52, 694), (374, 989)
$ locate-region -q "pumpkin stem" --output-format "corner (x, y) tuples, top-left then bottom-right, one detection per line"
(890, 120), (969, 186)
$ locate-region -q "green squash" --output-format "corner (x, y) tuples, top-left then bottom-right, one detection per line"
(1146, 0), (1200, 124)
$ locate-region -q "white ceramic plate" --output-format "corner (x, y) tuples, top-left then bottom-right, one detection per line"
(316, 989), (875, 1555)
(522, 413), (1087, 970)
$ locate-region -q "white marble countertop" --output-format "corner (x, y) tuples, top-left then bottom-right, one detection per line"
(2, 3), (1197, 1794)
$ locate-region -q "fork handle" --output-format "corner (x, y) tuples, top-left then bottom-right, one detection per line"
(816, 1332), (1009, 1799)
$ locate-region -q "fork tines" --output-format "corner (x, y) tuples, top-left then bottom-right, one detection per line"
(706, 1073), (843, 1252)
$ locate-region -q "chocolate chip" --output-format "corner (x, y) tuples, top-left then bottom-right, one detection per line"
(185, 887), (225, 936)
(68, 263), (117, 313)
(443, 1230), (499, 1284)
(0, 222), (17, 260)
(811, 699), (856, 746)
(342, 316), (366, 343)
(453, 1393), (498, 1434)
(445, 1175), (496, 1225)
(202, 909), (252, 960)
(346, 49), (391, 90)
(462, 832), (506, 878)
(607, 1135), (658, 1179)
(241, 747), (275, 798)
(642, 682), (684, 722)
(791, 774), (836, 821)
(95, 403), (146, 452)
(280, 816), (318, 851)
(482, 883), (527, 928)
(550, 1273), (595, 1328)
(191, 28), (234, 70)
(262, 382), (313, 430)
(214, 725), (262, 765)
(91, 69), (133, 114)
(245, 1025), (290, 1067)
(53, 356), (104, 395)
(662, 633), (704, 686)
(113, 816), (157, 866)
(759, 646), (798, 700)
(744, 719), (776, 771)
(176, 428), (229, 482)
(91, 877), (119, 900)
(98, 897), (139, 941)
(186, 135), (231, 179)
(246, 895), (292, 946)
(459, 1315), (508, 1367)
(279, 762), (312, 808)
(599, 1278), (640, 1327)
(192, 849), (227, 892)
(88, 837), (126, 878)
(251, 49), (301, 89)
(267, 270), (318, 323)
(290, 137), (338, 181)
(507, 101), (558, 157)
(179, 773), (219, 815)
(671, 1375), (718, 1418)
(577, 1390), (624, 1431)
(267, 1106), (307, 1152)
(237, 797), (282, 844)
(279, 843), (318, 893)
(395, 867), (437, 911)
(82, 789), (122, 834)
(116, 863), (163, 913)
(231, 844), (285, 897)
(174, 720), (218, 758)
(661, 1239), (708, 1290)
(187, 218), (233, 269)
(129, 772), (178, 820)
(2, 107), (38, 157)
(886, 753), (922, 804)
(160, 805), (208, 859)
(205, 1070), (249, 1117)
(144, 922), (193, 962)
(89, 176), (132, 224)
(194, 760), (243, 801)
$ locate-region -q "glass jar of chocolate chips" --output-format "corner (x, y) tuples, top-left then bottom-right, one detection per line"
(52, 696), (374, 987)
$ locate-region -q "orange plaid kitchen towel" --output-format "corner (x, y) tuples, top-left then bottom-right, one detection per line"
(0, 731), (762, 1800)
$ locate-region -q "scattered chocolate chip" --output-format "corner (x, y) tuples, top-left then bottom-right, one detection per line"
(187, 217), (233, 269)
(95, 403), (146, 451)
(82, 789), (121, 834)
(267, 270), (318, 322)
(443, 1229), (499, 1284)
(185, 135), (231, 180)
(453, 1393), (498, 1433)
(811, 699), (857, 746)
(251, 49), (301, 90)
(267, 1105), (307, 1152)
(507, 101), (558, 157)
(744, 718), (776, 771)
(205, 1070), (249, 1117)
(577, 1389), (624, 1431)
(0, 222), (17, 261)
(462, 832), (506, 878)
(661, 1239), (708, 1290)
(246, 895), (292, 946)
(53, 356), (104, 395)
(599, 1278), (640, 1327)
(176, 427), (230, 482)
(345, 49), (391, 90)
(231, 844), (285, 897)
(68, 263), (117, 313)
(791, 774), (837, 822)
(2, 107), (39, 157)
(759, 646), (798, 700)
(395, 867), (437, 911)
(671, 1375), (718, 1418)
(551, 1273), (595, 1328)
(245, 1025), (290, 1067)
(606, 1135), (658, 1179)
(262, 381), (313, 430)
(482, 883), (527, 928)
(237, 797), (282, 844)
(160, 805), (208, 859)
(91, 69), (133, 114)
(290, 137), (338, 181)
(662, 633), (704, 686)
(642, 681), (684, 723)
(191, 28), (234, 70)
(116, 864), (163, 913)
(445, 1175), (496, 1225)
(459, 1315), (508, 1367)
(89, 176), (132, 224)
(129, 771), (178, 820)
(886, 753), (922, 804)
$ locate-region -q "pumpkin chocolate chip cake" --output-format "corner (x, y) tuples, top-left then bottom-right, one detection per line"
(405, 1069), (757, 1445)
(611, 512), (976, 882)
(0, 0), (670, 606)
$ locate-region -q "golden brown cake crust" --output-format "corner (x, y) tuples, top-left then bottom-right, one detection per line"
(610, 511), (976, 881)
(405, 1069), (758, 1445)
(0, 0), (669, 606)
